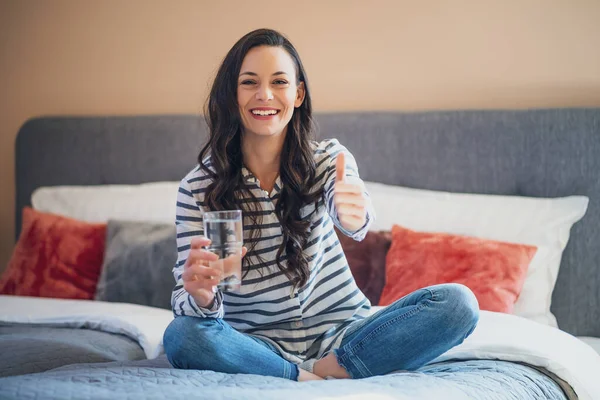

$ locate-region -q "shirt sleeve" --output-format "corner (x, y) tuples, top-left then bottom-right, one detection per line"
(171, 177), (224, 319)
(321, 139), (375, 241)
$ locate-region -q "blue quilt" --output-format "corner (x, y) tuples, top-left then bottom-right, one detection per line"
(0, 356), (568, 400)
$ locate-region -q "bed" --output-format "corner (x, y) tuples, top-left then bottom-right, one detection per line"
(1, 109), (599, 399)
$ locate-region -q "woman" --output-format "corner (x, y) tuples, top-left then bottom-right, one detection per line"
(163, 28), (479, 382)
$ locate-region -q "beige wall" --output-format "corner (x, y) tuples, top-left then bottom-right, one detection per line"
(1, 0), (599, 272)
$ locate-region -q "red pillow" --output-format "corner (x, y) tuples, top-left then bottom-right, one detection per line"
(0, 207), (107, 299)
(379, 224), (537, 313)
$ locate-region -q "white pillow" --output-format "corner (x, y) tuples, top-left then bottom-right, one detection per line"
(31, 181), (589, 328)
(364, 181), (589, 327)
(578, 336), (600, 356)
(31, 182), (180, 224)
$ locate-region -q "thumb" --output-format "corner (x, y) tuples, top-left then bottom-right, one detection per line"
(335, 152), (346, 183)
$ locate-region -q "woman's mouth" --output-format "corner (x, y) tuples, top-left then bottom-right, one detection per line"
(250, 108), (280, 120)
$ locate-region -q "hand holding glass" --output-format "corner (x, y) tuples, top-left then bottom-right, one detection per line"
(203, 210), (244, 292)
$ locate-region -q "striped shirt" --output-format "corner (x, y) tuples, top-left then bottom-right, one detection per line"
(171, 139), (375, 364)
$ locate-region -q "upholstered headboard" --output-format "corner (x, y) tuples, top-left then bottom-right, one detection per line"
(15, 109), (600, 336)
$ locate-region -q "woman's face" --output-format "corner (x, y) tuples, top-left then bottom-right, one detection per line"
(237, 45), (305, 138)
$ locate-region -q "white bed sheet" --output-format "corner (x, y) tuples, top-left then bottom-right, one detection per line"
(578, 336), (600, 356)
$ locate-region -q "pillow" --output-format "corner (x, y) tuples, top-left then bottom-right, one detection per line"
(379, 225), (538, 313)
(31, 182), (179, 224)
(364, 181), (589, 326)
(95, 220), (177, 310)
(335, 228), (392, 305)
(0, 207), (106, 299)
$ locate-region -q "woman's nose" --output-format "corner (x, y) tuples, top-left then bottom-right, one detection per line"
(255, 84), (273, 101)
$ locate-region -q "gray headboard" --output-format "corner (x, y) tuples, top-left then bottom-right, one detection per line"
(15, 109), (600, 337)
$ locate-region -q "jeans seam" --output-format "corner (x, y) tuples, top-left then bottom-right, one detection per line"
(428, 288), (437, 302)
(291, 363), (299, 381)
(213, 318), (227, 329)
(283, 360), (290, 380)
(336, 348), (371, 378)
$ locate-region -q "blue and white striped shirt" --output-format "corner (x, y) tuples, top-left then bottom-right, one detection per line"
(171, 139), (375, 364)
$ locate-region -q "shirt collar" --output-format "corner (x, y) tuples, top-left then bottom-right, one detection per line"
(241, 166), (282, 197)
(241, 166), (257, 184)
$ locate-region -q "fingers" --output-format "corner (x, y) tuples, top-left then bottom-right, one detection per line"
(185, 248), (219, 268)
(190, 236), (211, 249)
(182, 262), (222, 286)
(335, 152), (346, 182)
(334, 173), (367, 230)
(337, 203), (367, 218)
(339, 214), (365, 231)
(241, 246), (248, 258)
(334, 168), (368, 230)
(334, 192), (366, 207)
(334, 182), (362, 194)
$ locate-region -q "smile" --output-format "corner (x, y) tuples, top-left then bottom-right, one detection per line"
(249, 108), (280, 120)
(251, 109), (280, 116)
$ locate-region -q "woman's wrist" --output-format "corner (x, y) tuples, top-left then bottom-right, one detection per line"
(194, 293), (216, 309)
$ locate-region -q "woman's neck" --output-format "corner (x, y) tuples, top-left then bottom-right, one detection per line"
(241, 130), (286, 193)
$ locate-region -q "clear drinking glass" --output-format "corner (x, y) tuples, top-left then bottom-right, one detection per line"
(203, 210), (243, 292)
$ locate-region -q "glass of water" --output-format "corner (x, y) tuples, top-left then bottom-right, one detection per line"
(203, 210), (243, 292)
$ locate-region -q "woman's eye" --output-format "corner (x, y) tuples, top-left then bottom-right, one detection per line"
(241, 80), (256, 85)
(273, 80), (288, 85)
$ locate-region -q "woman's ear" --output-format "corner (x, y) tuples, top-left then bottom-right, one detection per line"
(294, 81), (305, 108)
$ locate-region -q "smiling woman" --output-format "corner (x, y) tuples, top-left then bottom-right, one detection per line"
(163, 28), (479, 384)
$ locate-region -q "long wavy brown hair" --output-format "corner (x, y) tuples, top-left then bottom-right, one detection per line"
(198, 28), (321, 288)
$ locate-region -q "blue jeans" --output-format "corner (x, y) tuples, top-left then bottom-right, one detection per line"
(163, 283), (479, 380)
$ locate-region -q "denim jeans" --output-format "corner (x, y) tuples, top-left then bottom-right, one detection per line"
(163, 283), (479, 381)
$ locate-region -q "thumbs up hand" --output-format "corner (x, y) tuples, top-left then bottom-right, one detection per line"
(334, 152), (367, 232)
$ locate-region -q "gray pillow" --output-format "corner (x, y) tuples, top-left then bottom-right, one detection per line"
(95, 220), (177, 310)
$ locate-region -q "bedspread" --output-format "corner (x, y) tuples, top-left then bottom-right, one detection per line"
(0, 357), (569, 400)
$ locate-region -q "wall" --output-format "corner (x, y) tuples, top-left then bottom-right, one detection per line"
(1, 0), (599, 272)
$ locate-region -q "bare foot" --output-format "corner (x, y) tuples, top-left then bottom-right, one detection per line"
(298, 369), (324, 381)
(313, 353), (351, 379)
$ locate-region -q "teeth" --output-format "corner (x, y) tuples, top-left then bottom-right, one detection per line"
(252, 109), (278, 116)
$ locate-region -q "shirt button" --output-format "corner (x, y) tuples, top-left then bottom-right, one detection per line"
(294, 321), (302, 328)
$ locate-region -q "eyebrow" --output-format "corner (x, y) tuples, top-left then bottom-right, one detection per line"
(239, 71), (289, 77)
